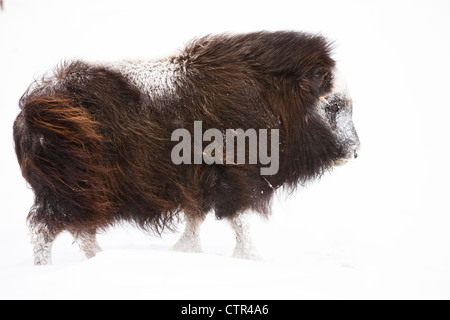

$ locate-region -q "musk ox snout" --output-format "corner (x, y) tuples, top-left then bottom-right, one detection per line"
(318, 70), (360, 163)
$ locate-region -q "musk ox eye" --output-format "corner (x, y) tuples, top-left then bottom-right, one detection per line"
(328, 104), (340, 113)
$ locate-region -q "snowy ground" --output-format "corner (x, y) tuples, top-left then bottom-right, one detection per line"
(1, 0), (450, 300)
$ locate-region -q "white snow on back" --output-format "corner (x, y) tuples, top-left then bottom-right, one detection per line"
(105, 58), (182, 99)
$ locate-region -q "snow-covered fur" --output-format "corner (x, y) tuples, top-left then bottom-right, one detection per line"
(13, 31), (359, 265)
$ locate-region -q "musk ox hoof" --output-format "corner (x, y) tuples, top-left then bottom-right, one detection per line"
(34, 258), (51, 266)
(33, 248), (53, 266)
(73, 232), (102, 260)
(172, 235), (202, 253)
(83, 246), (102, 259)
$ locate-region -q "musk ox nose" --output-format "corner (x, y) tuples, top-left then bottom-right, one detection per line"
(351, 144), (360, 159)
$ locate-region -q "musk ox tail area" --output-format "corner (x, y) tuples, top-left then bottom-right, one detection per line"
(14, 61), (182, 241)
(13, 95), (109, 234)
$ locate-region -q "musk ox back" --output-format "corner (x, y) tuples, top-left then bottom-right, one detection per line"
(13, 31), (360, 265)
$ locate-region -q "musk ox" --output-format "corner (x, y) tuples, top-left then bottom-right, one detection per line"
(13, 31), (360, 265)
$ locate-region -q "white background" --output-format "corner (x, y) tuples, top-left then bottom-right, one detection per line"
(0, 0), (449, 299)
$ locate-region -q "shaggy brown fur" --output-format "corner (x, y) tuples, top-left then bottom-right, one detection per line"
(13, 31), (358, 264)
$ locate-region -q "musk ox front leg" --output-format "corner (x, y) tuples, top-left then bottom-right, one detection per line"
(28, 219), (60, 266)
(228, 214), (260, 261)
(71, 231), (102, 259)
(173, 213), (206, 253)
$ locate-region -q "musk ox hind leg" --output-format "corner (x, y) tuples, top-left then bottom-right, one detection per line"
(173, 212), (207, 253)
(71, 231), (102, 260)
(28, 218), (61, 266)
(227, 213), (261, 261)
